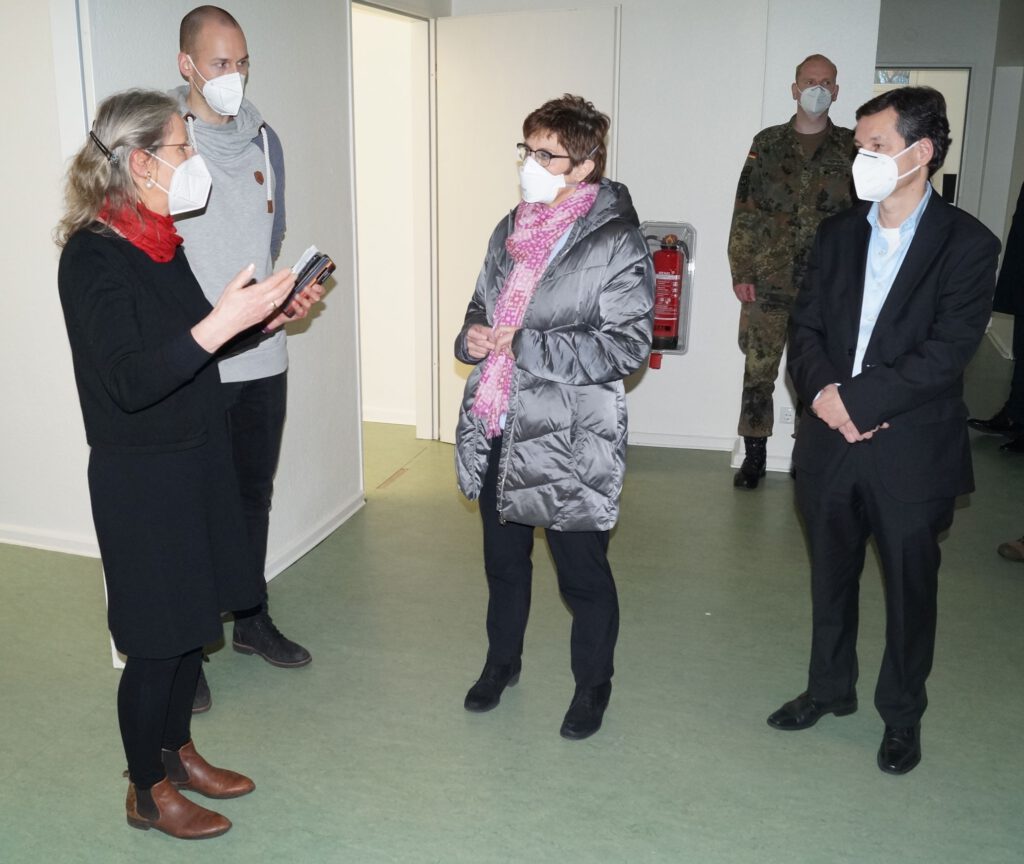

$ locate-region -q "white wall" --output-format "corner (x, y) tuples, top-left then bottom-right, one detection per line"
(3, 0), (364, 577)
(353, 6), (429, 427)
(0, 3), (97, 554)
(449, 0), (880, 466)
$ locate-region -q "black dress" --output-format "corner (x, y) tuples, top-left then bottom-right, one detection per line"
(58, 227), (261, 658)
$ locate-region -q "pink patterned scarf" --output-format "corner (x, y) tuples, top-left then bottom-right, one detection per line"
(471, 183), (599, 438)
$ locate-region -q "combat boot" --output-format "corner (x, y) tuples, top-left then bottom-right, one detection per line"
(733, 436), (767, 489)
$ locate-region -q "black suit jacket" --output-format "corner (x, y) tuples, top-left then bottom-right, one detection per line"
(788, 192), (1000, 503)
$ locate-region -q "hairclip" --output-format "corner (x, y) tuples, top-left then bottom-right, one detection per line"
(89, 130), (118, 164)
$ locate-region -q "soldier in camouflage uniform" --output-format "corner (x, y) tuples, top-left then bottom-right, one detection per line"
(729, 54), (855, 488)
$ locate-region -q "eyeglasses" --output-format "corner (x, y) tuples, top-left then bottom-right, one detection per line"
(148, 142), (195, 156)
(516, 143), (572, 168)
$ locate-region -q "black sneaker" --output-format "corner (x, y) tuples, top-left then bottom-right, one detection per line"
(233, 610), (312, 668)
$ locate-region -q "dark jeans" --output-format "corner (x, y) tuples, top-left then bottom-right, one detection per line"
(479, 441), (619, 688)
(221, 372), (288, 608)
(118, 649), (202, 789)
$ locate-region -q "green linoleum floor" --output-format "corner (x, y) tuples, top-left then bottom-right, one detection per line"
(2, 339), (1023, 864)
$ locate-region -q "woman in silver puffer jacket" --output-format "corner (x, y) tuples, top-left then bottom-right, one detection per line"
(454, 94), (654, 740)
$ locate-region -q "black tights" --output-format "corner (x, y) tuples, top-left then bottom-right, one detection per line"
(117, 648), (202, 790)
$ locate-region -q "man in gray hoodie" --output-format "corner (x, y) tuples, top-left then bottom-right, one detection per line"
(173, 5), (322, 711)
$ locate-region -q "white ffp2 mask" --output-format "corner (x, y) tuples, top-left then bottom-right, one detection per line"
(518, 156), (569, 204)
(152, 152), (213, 216)
(799, 85), (833, 118)
(187, 55), (245, 117)
(852, 141), (921, 202)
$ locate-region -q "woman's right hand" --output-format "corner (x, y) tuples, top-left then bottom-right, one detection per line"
(465, 323), (496, 360)
(191, 264), (297, 354)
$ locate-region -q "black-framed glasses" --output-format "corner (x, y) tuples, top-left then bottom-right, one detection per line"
(516, 143), (572, 168)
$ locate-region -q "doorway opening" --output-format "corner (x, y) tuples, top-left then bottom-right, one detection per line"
(352, 3), (434, 437)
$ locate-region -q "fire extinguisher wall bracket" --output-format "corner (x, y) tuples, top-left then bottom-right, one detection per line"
(640, 220), (696, 356)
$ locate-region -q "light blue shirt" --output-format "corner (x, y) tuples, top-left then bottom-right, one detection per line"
(852, 184), (932, 376)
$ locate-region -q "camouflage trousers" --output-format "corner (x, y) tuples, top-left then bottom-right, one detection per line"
(737, 293), (795, 437)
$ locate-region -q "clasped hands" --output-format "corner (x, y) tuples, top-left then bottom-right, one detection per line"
(465, 323), (519, 361)
(812, 384), (889, 443)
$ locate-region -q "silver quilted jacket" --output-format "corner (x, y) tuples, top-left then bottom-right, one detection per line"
(454, 179), (654, 531)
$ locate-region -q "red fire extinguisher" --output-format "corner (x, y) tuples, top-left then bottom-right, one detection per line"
(651, 233), (683, 351)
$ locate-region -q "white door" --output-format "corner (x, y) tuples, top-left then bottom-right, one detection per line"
(435, 8), (620, 443)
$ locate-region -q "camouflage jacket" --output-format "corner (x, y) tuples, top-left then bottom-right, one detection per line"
(728, 117), (854, 301)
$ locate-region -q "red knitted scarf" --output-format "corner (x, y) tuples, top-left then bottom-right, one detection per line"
(98, 200), (183, 263)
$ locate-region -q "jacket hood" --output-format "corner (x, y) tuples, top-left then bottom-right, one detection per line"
(577, 178), (641, 236)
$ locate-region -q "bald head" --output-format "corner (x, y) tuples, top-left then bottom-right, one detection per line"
(180, 5), (242, 54)
(795, 54), (838, 84)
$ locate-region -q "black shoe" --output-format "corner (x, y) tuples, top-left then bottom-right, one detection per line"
(734, 436), (767, 489)
(766, 691), (857, 730)
(999, 434), (1024, 453)
(877, 723), (921, 775)
(967, 408), (1017, 435)
(232, 609), (312, 668)
(559, 681), (612, 740)
(464, 659), (521, 712)
(192, 665), (212, 715)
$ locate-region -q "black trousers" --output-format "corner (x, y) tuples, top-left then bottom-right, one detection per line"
(796, 442), (955, 727)
(117, 649), (202, 789)
(222, 372), (288, 607)
(1006, 314), (1024, 423)
(479, 441), (619, 688)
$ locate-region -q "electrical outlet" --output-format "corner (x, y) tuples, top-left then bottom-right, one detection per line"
(780, 407), (795, 424)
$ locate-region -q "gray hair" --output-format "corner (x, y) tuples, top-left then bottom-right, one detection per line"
(55, 89), (179, 246)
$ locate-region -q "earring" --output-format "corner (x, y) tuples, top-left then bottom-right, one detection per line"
(144, 173), (154, 189)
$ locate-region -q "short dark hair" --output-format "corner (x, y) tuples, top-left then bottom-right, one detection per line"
(180, 5), (242, 54)
(855, 86), (951, 177)
(523, 94), (610, 183)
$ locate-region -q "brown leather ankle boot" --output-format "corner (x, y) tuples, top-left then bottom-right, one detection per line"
(126, 777), (231, 839)
(161, 739), (255, 799)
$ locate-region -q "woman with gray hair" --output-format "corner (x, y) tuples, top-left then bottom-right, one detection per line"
(56, 89), (299, 839)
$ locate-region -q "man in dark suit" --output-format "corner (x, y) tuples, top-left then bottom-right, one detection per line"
(766, 87), (1000, 775)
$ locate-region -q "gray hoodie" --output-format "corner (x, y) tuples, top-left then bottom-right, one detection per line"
(171, 86), (288, 383)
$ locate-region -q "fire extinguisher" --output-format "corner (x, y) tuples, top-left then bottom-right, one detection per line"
(651, 233), (684, 351)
